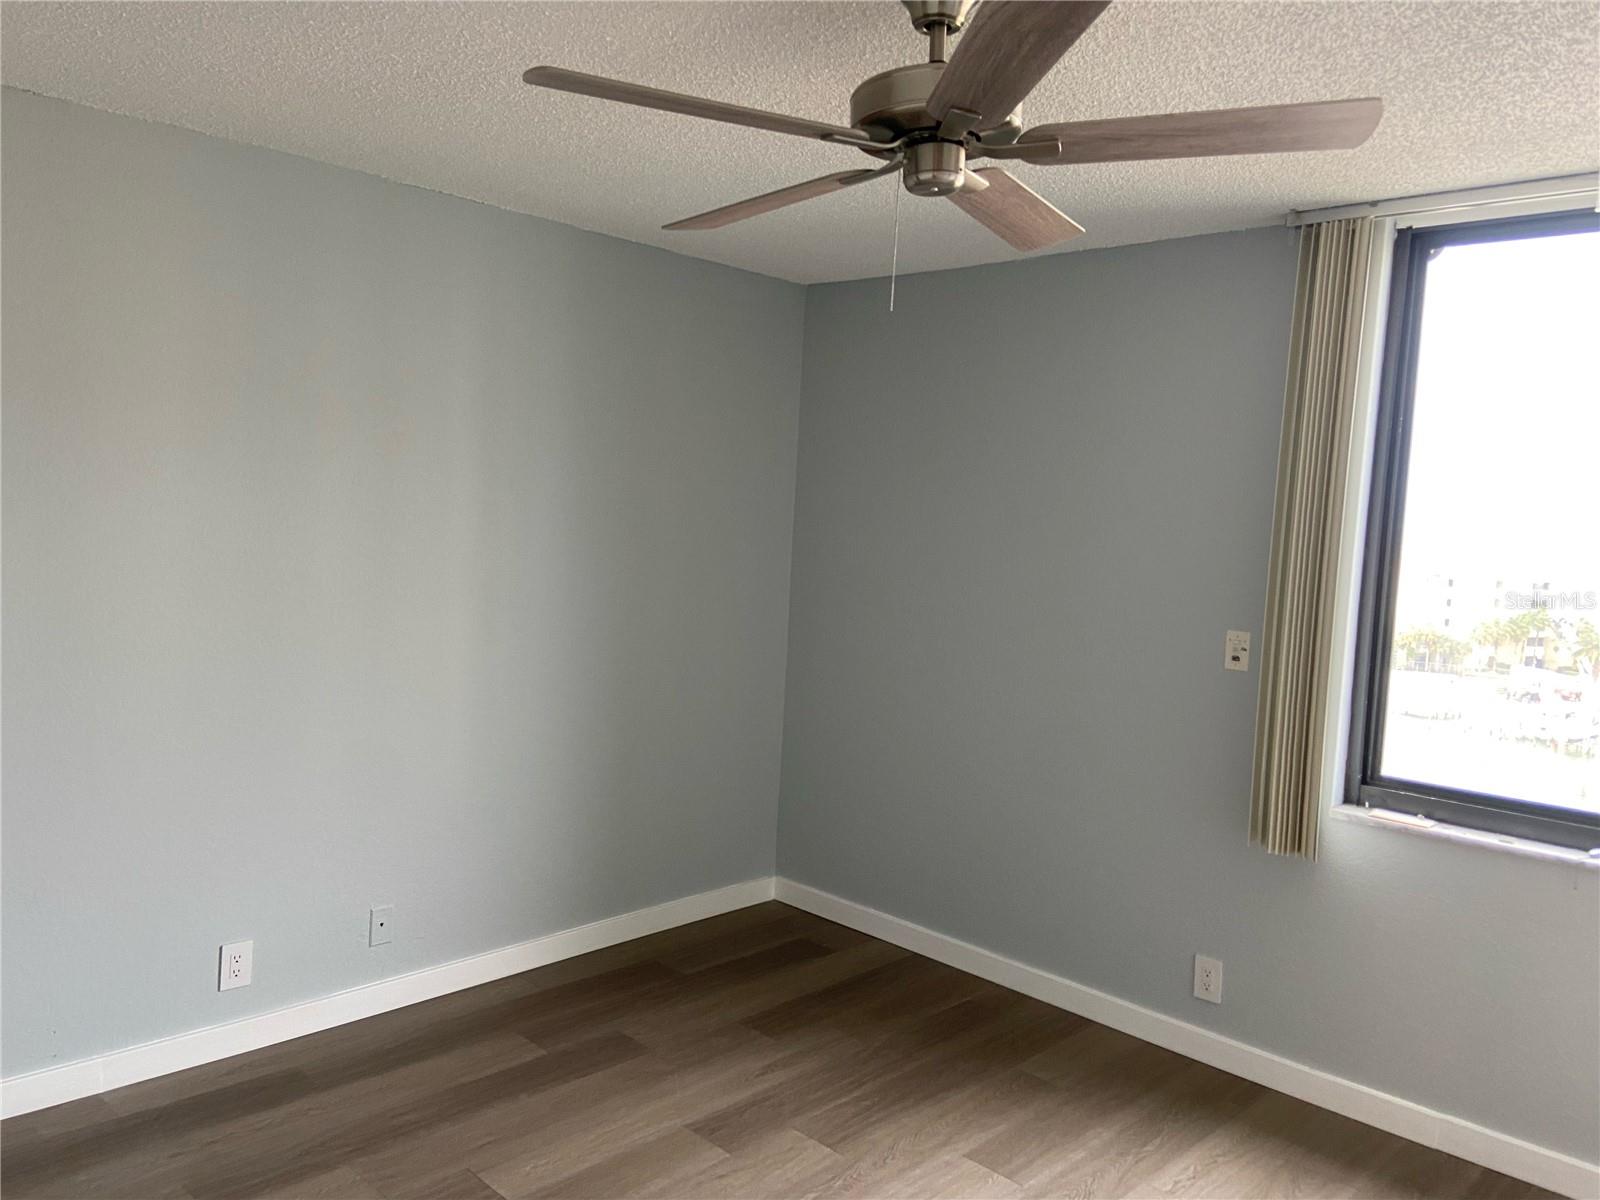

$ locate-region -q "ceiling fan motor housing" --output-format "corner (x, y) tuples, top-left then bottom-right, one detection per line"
(850, 61), (1020, 196)
(849, 62), (946, 142)
(849, 62), (1021, 143)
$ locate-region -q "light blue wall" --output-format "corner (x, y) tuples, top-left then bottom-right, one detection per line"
(2, 90), (803, 1076)
(778, 228), (1600, 1161)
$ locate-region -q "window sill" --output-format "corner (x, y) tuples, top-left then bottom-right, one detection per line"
(1330, 804), (1600, 867)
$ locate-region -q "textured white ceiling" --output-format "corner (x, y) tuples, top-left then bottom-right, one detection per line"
(3, 1), (1596, 284)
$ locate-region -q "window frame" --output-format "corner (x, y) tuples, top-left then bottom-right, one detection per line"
(1347, 208), (1600, 851)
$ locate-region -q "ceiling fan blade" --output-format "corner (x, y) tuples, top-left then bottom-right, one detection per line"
(664, 164), (899, 231)
(949, 167), (1085, 251)
(1017, 98), (1383, 164)
(523, 66), (865, 143)
(927, 1), (1110, 125)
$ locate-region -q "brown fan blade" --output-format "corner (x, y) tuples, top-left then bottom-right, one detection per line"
(927, 1), (1110, 125)
(523, 66), (864, 143)
(1017, 98), (1383, 164)
(949, 167), (1085, 251)
(664, 163), (899, 231)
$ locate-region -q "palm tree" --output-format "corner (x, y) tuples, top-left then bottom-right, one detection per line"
(1473, 618), (1522, 669)
(1395, 628), (1431, 668)
(1475, 617), (1506, 653)
(1395, 628), (1470, 672)
(1495, 609), (1553, 666)
(1575, 619), (1600, 681)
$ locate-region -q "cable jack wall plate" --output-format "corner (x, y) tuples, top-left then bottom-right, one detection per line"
(369, 906), (394, 947)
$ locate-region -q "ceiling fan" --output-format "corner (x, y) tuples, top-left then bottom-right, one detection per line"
(523, 0), (1381, 253)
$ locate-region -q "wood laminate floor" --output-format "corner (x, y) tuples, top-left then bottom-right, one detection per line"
(1, 901), (1554, 1200)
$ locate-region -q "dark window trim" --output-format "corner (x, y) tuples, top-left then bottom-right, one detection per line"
(1347, 208), (1600, 852)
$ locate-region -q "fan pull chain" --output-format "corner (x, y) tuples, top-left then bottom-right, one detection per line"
(889, 180), (902, 312)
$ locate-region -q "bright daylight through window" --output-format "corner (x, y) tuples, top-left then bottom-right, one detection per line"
(1353, 210), (1600, 849)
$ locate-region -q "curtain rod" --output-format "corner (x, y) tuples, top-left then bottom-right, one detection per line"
(1286, 174), (1599, 227)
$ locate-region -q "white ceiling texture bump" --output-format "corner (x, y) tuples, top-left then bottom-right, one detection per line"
(3, 1), (1596, 284)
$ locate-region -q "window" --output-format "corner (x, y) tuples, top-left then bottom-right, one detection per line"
(1349, 210), (1600, 849)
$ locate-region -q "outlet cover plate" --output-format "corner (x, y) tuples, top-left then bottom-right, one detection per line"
(219, 940), (253, 991)
(1193, 954), (1223, 1003)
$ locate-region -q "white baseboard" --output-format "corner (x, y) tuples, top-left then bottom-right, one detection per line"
(0, 876), (776, 1121)
(775, 878), (1599, 1200)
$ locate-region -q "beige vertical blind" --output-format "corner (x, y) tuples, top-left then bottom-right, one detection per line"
(1251, 217), (1376, 859)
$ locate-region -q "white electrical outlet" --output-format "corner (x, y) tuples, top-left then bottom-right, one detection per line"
(369, 905), (394, 947)
(1193, 954), (1223, 1004)
(1224, 630), (1251, 672)
(219, 940), (253, 991)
